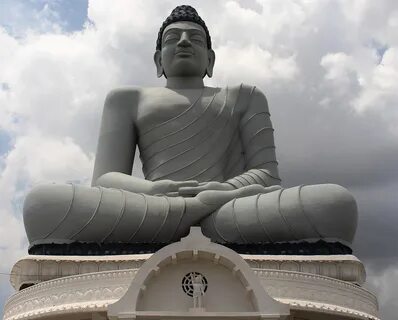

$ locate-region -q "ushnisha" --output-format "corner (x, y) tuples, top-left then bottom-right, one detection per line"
(23, 5), (357, 250)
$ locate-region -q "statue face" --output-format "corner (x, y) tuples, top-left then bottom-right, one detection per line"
(154, 21), (215, 78)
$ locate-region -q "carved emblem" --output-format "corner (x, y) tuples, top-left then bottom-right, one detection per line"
(182, 272), (208, 309)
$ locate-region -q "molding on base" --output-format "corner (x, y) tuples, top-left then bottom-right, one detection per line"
(10, 254), (366, 291)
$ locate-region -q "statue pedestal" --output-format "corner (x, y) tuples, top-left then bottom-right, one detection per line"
(4, 228), (379, 320)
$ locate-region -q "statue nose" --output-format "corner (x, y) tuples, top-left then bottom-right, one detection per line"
(177, 32), (191, 47)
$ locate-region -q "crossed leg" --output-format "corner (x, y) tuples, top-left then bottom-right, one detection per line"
(23, 182), (357, 248)
(201, 184), (357, 246)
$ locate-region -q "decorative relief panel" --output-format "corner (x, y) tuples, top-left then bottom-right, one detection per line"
(255, 269), (378, 317)
(4, 270), (136, 320)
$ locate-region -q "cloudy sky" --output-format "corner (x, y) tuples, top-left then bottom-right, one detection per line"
(0, 0), (397, 318)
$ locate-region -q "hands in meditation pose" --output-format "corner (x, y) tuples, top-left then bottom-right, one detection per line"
(23, 6), (357, 253)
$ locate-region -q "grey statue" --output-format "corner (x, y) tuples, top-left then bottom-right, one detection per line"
(23, 5), (357, 251)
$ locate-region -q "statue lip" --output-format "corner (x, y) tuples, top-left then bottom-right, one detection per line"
(175, 49), (194, 57)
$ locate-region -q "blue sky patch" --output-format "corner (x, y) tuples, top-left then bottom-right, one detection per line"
(369, 39), (389, 64)
(0, 0), (88, 35)
(0, 130), (12, 156)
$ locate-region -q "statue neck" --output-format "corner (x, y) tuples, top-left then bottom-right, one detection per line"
(166, 77), (204, 89)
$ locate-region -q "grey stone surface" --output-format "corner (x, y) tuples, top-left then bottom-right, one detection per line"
(23, 5), (357, 249)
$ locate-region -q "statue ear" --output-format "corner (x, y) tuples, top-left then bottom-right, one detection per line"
(206, 49), (216, 78)
(154, 50), (164, 78)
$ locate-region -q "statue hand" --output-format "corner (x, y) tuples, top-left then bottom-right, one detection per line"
(178, 181), (234, 197)
(196, 184), (282, 207)
(151, 179), (199, 196)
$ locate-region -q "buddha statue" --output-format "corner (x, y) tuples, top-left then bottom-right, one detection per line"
(23, 5), (357, 254)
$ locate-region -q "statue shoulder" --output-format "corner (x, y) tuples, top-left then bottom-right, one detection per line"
(104, 86), (142, 110)
(233, 84), (270, 114)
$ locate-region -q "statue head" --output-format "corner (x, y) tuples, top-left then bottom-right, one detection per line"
(154, 5), (215, 79)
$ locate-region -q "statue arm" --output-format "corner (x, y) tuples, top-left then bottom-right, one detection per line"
(92, 88), (199, 194)
(92, 88), (139, 186)
(225, 86), (281, 188)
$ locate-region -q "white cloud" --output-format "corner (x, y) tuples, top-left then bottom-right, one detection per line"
(353, 48), (398, 116)
(318, 47), (398, 136)
(320, 53), (357, 93)
(2, 135), (93, 186)
(212, 44), (298, 85)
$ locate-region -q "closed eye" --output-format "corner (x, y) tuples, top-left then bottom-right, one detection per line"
(163, 32), (179, 43)
(191, 35), (205, 45)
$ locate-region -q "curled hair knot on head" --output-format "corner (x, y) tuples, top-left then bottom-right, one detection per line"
(156, 5), (212, 50)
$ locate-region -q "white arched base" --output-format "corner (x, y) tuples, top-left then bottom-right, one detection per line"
(108, 227), (289, 319)
(4, 228), (379, 320)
